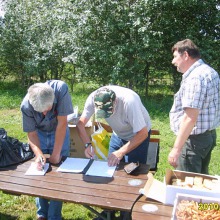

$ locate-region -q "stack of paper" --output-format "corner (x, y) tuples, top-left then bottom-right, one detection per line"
(57, 158), (90, 173)
(85, 160), (116, 177)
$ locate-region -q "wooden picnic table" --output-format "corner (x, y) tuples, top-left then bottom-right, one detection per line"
(0, 158), (149, 220)
(131, 194), (173, 220)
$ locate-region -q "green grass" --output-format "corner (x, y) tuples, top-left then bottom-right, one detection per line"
(0, 80), (219, 219)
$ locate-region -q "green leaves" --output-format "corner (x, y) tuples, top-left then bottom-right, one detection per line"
(0, 0), (219, 93)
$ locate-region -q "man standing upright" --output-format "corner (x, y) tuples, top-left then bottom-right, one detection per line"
(169, 39), (220, 174)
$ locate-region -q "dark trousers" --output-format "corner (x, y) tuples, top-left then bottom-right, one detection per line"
(177, 129), (216, 174)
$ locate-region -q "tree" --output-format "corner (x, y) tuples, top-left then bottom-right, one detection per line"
(1, 0), (78, 85)
(69, 0), (164, 93)
(68, 0), (219, 94)
(0, 0), (219, 94)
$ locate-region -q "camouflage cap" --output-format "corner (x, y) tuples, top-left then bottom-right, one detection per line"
(94, 88), (116, 118)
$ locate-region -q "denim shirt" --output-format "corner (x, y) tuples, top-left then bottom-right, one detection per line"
(21, 80), (73, 132)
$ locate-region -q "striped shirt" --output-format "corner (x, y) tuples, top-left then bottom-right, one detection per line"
(170, 59), (220, 135)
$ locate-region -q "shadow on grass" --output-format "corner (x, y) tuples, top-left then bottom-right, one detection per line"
(0, 213), (18, 220)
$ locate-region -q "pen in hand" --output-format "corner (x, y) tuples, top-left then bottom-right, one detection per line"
(90, 145), (93, 159)
(40, 156), (45, 171)
(90, 146), (98, 160)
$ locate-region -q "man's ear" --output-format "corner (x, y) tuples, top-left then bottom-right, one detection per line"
(184, 51), (190, 60)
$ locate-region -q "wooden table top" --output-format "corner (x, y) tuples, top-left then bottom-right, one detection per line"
(0, 159), (149, 212)
(132, 195), (173, 220)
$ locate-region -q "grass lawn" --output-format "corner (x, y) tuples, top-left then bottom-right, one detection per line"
(0, 80), (219, 219)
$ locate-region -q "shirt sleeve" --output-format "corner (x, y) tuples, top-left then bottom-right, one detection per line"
(125, 93), (149, 133)
(21, 101), (37, 132)
(54, 81), (73, 116)
(81, 91), (96, 119)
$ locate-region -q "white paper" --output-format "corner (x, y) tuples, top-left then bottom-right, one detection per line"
(25, 162), (49, 176)
(85, 160), (116, 177)
(57, 157), (90, 173)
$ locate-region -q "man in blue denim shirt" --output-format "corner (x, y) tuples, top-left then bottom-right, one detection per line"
(21, 80), (73, 220)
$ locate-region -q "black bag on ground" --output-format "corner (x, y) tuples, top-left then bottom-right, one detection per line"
(0, 128), (34, 167)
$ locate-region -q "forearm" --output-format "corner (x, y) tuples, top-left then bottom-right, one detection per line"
(169, 108), (199, 167)
(107, 127), (149, 166)
(27, 131), (42, 157)
(76, 119), (91, 145)
(52, 117), (68, 156)
(118, 127), (149, 157)
(173, 111), (198, 152)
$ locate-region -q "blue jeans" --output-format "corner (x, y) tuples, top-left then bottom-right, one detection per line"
(36, 127), (70, 220)
(108, 130), (151, 163)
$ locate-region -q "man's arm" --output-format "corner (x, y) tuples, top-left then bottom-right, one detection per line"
(76, 117), (94, 158)
(28, 130), (42, 156)
(27, 131), (45, 169)
(49, 115), (68, 164)
(168, 107), (199, 167)
(108, 126), (149, 166)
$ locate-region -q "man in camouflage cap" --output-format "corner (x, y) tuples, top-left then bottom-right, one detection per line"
(76, 85), (151, 166)
(94, 88), (116, 118)
(77, 85), (151, 220)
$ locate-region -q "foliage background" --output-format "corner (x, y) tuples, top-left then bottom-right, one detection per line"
(0, 0), (220, 219)
(0, 0), (219, 94)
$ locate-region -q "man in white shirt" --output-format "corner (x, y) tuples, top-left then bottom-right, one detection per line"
(77, 85), (151, 167)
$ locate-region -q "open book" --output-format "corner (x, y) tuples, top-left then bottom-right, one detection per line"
(57, 157), (116, 177)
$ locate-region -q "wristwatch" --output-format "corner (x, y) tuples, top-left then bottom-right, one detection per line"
(85, 142), (92, 148)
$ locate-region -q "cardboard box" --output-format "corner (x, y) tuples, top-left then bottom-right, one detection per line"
(68, 121), (94, 158)
(141, 169), (220, 205)
(171, 193), (220, 220)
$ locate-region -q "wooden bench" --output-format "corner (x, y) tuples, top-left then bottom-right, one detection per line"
(94, 122), (160, 172)
(147, 129), (160, 172)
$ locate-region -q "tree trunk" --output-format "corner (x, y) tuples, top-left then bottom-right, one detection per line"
(144, 62), (150, 97)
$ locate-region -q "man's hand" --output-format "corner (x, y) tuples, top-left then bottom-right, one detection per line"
(35, 154), (46, 171)
(85, 145), (95, 159)
(168, 147), (181, 168)
(108, 151), (123, 166)
(49, 153), (61, 164)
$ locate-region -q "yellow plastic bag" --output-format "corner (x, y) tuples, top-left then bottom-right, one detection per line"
(91, 123), (110, 160)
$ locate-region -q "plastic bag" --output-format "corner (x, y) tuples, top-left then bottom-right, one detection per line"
(91, 123), (111, 160)
(0, 128), (34, 167)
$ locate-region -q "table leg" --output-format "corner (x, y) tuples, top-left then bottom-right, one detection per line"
(106, 211), (111, 220)
(83, 205), (110, 220)
(120, 211), (132, 220)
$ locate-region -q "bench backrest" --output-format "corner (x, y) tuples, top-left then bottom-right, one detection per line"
(147, 129), (160, 172)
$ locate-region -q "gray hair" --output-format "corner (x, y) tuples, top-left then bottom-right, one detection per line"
(28, 83), (55, 112)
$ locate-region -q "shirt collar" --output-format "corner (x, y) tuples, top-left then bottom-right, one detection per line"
(182, 59), (204, 80)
